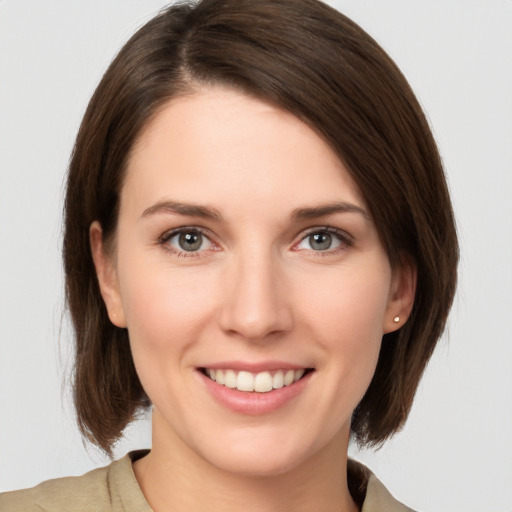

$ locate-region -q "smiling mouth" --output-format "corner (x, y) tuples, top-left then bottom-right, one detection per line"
(201, 368), (313, 393)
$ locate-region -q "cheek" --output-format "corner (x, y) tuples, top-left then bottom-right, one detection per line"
(116, 253), (218, 357)
(300, 262), (391, 342)
(116, 260), (221, 408)
(297, 261), (391, 389)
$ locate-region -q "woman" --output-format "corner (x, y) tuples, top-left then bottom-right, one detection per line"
(0, 0), (458, 510)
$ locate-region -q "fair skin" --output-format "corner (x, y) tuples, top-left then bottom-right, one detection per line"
(91, 86), (415, 512)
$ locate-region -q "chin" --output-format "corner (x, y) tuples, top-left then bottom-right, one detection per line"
(206, 448), (307, 478)
(192, 427), (335, 478)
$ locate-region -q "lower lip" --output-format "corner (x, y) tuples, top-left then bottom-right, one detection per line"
(199, 371), (313, 415)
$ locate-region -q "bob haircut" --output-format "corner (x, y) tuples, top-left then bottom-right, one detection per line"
(64, 0), (458, 455)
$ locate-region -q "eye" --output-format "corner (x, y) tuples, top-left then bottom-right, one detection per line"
(162, 228), (215, 254)
(295, 228), (350, 252)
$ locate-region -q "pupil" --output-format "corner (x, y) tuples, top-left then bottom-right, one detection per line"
(179, 231), (202, 251)
(310, 232), (331, 250)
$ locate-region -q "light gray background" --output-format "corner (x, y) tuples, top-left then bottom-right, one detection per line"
(1, 2), (511, 511)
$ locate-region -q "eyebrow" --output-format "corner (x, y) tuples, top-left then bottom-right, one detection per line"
(140, 200), (223, 221)
(140, 199), (369, 222)
(291, 201), (370, 220)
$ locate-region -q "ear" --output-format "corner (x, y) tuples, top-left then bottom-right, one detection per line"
(383, 257), (417, 334)
(89, 221), (127, 328)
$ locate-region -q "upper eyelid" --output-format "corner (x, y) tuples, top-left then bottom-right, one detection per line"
(158, 226), (218, 256)
(159, 225), (214, 242)
(295, 226), (353, 242)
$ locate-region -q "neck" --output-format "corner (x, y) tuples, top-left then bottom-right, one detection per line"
(133, 415), (359, 512)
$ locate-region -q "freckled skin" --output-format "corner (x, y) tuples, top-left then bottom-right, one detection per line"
(92, 86), (411, 511)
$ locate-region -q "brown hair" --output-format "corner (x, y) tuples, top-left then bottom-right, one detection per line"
(64, 0), (458, 454)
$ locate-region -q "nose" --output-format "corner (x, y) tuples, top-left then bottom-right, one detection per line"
(218, 251), (294, 341)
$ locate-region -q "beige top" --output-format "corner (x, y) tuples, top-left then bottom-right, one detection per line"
(0, 451), (415, 512)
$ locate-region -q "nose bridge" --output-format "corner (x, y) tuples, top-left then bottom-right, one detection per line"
(219, 245), (292, 340)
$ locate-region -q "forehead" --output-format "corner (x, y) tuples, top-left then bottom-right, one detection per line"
(123, 86), (366, 216)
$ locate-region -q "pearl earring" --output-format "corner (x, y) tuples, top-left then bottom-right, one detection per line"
(393, 316), (400, 323)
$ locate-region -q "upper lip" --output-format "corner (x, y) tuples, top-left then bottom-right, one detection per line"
(199, 361), (312, 373)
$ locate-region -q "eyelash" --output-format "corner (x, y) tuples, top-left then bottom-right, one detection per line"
(158, 227), (217, 258)
(158, 226), (353, 258)
(292, 227), (353, 257)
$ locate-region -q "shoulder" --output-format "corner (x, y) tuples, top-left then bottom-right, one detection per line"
(348, 459), (417, 512)
(364, 473), (416, 512)
(0, 464), (112, 512)
(0, 451), (150, 512)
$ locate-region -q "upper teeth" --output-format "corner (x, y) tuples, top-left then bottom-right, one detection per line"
(206, 369), (305, 393)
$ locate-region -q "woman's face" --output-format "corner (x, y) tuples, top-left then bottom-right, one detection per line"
(93, 86), (410, 476)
